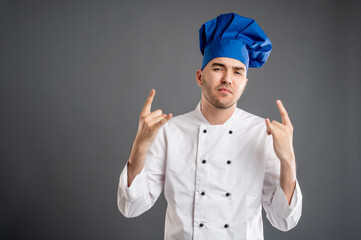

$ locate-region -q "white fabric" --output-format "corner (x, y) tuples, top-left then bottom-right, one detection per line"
(117, 101), (302, 239)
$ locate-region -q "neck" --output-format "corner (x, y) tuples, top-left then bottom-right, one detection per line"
(200, 96), (236, 125)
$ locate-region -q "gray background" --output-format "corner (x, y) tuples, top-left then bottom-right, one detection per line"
(1, 0), (360, 239)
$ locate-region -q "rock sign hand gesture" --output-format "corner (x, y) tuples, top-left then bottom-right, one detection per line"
(265, 100), (295, 164)
(127, 89), (172, 187)
(134, 89), (173, 148)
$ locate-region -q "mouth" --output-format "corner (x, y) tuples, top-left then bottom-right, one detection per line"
(218, 88), (232, 94)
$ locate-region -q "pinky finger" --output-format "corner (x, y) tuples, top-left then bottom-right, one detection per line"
(265, 118), (274, 134)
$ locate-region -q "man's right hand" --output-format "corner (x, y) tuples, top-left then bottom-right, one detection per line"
(134, 89), (172, 148)
(126, 89), (172, 187)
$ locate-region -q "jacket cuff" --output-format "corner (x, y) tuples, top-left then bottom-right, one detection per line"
(272, 179), (302, 219)
(119, 163), (147, 201)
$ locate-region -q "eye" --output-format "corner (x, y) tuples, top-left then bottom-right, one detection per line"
(213, 68), (221, 71)
(235, 71), (242, 75)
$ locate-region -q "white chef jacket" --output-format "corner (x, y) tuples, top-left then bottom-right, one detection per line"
(117, 101), (302, 240)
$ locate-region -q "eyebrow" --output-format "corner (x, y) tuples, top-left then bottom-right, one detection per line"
(211, 62), (246, 72)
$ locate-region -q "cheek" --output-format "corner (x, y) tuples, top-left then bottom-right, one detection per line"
(204, 73), (220, 84)
(236, 81), (245, 91)
(234, 80), (247, 95)
(241, 78), (248, 87)
(204, 79), (218, 89)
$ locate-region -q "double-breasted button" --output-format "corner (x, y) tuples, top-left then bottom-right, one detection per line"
(226, 192), (231, 197)
(199, 223), (204, 227)
(201, 191), (205, 196)
(229, 130), (233, 134)
(203, 129), (207, 133)
(227, 160), (231, 164)
(224, 224), (229, 228)
(202, 159), (207, 164)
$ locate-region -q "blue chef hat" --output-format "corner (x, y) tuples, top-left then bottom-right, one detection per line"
(199, 13), (272, 71)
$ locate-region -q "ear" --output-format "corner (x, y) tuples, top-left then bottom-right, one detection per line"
(196, 69), (203, 87)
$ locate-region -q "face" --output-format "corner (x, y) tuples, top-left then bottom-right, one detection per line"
(196, 57), (248, 109)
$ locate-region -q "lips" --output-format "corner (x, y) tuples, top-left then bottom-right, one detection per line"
(218, 88), (232, 94)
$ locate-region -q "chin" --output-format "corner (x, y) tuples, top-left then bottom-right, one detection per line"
(213, 100), (235, 109)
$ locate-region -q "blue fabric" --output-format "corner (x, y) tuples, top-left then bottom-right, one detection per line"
(199, 13), (272, 70)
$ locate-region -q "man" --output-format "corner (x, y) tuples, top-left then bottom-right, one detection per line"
(117, 13), (302, 239)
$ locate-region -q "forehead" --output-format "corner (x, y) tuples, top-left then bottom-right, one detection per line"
(208, 57), (246, 69)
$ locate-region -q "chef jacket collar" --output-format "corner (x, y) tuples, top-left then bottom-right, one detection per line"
(193, 100), (239, 126)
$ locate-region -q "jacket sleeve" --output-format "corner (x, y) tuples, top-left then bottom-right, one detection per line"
(261, 135), (303, 231)
(117, 125), (167, 218)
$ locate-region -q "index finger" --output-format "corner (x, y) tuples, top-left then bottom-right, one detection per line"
(276, 100), (292, 126)
(141, 89), (155, 115)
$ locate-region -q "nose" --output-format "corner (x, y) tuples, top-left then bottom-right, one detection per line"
(221, 70), (232, 85)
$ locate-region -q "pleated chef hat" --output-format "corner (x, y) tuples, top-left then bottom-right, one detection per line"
(199, 13), (272, 71)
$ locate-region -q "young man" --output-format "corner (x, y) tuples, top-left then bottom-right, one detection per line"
(117, 13), (302, 239)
